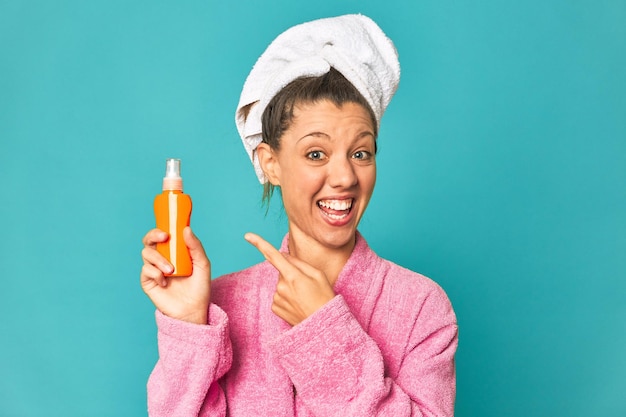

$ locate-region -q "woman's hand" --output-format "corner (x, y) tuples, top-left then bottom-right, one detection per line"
(244, 232), (336, 326)
(140, 227), (211, 324)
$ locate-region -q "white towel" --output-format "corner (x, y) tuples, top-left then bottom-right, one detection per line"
(235, 14), (401, 183)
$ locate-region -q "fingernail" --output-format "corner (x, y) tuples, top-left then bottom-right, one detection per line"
(164, 264), (173, 274)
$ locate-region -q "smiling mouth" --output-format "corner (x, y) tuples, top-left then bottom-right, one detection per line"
(317, 199), (353, 220)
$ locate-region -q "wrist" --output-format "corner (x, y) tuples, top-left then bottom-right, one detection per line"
(175, 308), (209, 325)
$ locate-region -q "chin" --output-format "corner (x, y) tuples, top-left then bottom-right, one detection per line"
(317, 228), (358, 250)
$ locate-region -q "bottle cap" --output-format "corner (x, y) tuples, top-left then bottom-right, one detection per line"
(162, 158), (183, 191)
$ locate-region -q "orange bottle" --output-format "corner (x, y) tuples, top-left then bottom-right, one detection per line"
(154, 158), (193, 276)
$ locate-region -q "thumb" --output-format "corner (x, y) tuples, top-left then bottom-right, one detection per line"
(183, 227), (210, 270)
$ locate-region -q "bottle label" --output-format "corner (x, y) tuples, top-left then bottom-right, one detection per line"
(168, 193), (178, 270)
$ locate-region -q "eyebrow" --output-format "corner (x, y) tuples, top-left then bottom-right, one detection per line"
(297, 130), (375, 143)
(297, 132), (329, 143)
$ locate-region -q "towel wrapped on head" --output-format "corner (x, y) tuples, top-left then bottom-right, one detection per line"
(235, 14), (401, 183)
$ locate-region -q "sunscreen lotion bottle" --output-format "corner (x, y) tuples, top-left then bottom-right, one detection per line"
(154, 158), (193, 276)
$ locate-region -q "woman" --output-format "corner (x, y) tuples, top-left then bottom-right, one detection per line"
(140, 14), (458, 417)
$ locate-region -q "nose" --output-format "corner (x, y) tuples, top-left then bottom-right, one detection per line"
(327, 156), (358, 188)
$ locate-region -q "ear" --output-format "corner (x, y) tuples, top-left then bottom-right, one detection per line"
(256, 143), (281, 186)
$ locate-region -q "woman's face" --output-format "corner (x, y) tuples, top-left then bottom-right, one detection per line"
(264, 99), (377, 253)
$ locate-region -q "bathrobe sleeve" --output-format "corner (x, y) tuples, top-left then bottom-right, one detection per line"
(269, 292), (458, 417)
(147, 304), (233, 417)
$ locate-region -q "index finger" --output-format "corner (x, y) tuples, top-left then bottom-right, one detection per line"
(244, 232), (295, 275)
(142, 228), (169, 247)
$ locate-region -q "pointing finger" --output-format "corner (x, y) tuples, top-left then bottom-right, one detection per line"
(244, 232), (295, 275)
(282, 254), (326, 280)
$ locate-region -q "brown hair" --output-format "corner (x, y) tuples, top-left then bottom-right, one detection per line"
(260, 68), (378, 206)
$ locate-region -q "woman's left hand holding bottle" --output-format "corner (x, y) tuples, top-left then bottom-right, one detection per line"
(140, 227), (211, 325)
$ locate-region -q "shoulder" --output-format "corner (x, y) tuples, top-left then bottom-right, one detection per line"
(351, 232), (454, 308)
(386, 260), (449, 299)
(376, 256), (456, 324)
(350, 233), (456, 324)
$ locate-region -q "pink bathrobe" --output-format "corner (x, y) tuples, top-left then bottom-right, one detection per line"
(148, 232), (458, 416)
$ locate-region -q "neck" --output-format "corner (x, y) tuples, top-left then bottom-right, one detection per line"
(287, 231), (356, 286)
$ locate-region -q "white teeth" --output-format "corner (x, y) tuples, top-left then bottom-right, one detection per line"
(325, 212), (347, 220)
(318, 199), (353, 211)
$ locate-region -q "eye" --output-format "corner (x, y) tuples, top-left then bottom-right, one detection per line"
(352, 150), (373, 160)
(307, 150), (325, 160)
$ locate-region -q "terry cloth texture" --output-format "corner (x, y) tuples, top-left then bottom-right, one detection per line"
(147, 232), (458, 417)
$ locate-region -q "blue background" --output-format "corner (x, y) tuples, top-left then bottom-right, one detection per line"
(1, 0), (624, 415)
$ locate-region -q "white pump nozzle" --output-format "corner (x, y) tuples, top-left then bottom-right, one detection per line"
(162, 158), (184, 190)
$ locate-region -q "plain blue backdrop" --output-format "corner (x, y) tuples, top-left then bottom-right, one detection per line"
(1, 0), (624, 416)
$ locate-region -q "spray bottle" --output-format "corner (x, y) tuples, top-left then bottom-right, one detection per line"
(154, 158), (193, 276)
